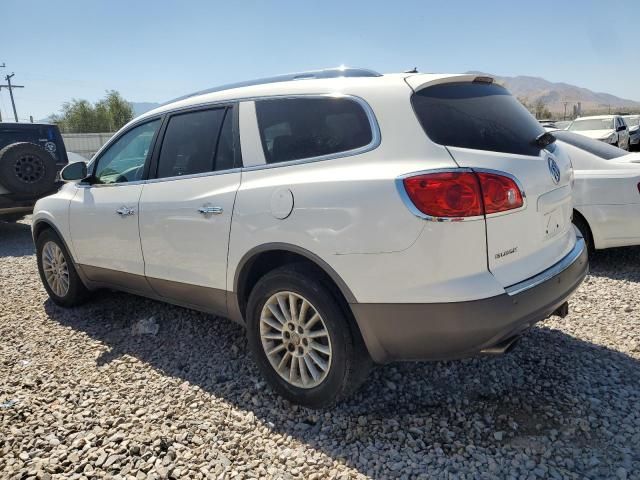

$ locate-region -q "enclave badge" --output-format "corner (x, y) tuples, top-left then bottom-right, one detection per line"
(547, 157), (561, 184)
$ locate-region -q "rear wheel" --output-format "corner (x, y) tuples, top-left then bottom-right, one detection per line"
(246, 265), (370, 408)
(36, 229), (89, 307)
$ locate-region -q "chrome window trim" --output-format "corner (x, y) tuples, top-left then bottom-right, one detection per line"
(241, 93), (381, 171)
(77, 168), (243, 188)
(505, 236), (585, 296)
(146, 167), (242, 184)
(76, 179), (146, 189)
(93, 93), (380, 178)
(395, 167), (527, 222)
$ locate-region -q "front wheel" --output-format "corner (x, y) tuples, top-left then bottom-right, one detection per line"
(246, 265), (370, 408)
(36, 229), (89, 307)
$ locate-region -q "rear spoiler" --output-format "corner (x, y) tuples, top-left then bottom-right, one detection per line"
(404, 73), (496, 92)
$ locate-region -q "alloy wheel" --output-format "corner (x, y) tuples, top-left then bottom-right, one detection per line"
(42, 241), (70, 297)
(259, 291), (332, 389)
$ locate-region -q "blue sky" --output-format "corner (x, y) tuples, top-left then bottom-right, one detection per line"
(1, 0), (638, 121)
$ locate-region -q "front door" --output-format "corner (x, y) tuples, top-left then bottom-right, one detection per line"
(69, 118), (162, 286)
(138, 106), (241, 314)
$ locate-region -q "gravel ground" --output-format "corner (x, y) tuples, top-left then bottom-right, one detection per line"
(1, 217), (639, 480)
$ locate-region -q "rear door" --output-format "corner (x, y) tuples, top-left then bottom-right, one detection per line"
(138, 104), (241, 314)
(409, 77), (574, 286)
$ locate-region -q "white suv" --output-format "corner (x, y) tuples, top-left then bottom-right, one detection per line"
(32, 68), (588, 407)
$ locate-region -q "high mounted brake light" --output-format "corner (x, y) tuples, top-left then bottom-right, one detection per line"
(473, 76), (494, 84)
(401, 170), (524, 219)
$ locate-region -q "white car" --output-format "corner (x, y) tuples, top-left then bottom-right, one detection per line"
(623, 114), (640, 150)
(552, 130), (640, 250)
(32, 68), (587, 407)
(567, 114), (630, 151)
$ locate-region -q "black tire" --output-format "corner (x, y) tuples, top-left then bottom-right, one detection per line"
(246, 264), (371, 408)
(36, 229), (89, 307)
(0, 142), (58, 195)
(572, 213), (594, 253)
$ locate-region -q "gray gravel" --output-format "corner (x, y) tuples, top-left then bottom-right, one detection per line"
(1, 217), (639, 479)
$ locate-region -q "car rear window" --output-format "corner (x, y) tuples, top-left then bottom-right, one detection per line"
(255, 97), (373, 164)
(411, 82), (545, 157)
(552, 130), (627, 160)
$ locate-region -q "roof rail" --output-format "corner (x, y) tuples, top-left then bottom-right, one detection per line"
(167, 67), (382, 104)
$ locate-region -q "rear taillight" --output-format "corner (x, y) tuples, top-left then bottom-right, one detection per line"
(476, 172), (524, 214)
(403, 172), (483, 218)
(401, 170), (523, 219)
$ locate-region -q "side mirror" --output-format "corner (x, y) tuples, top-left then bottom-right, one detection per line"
(60, 161), (88, 181)
(616, 125), (627, 132)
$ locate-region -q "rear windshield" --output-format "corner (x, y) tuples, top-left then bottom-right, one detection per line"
(552, 130), (627, 160)
(411, 82), (545, 157)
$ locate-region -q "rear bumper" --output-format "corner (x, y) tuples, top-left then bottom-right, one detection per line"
(351, 237), (588, 363)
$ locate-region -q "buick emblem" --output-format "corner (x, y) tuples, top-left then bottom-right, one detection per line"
(547, 157), (560, 184)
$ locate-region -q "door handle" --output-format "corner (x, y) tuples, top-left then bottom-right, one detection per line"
(116, 206), (136, 216)
(198, 206), (223, 215)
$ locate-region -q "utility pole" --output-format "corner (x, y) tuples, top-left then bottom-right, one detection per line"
(0, 63), (5, 122)
(0, 74), (25, 122)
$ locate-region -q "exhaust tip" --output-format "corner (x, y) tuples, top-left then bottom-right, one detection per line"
(480, 335), (521, 356)
(553, 301), (570, 318)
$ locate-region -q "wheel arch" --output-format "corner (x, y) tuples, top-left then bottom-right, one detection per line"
(231, 244), (360, 334)
(32, 219), (76, 260)
(233, 244), (357, 313)
(572, 207), (596, 250)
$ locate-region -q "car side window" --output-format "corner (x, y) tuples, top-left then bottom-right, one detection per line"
(255, 97), (373, 164)
(155, 107), (232, 179)
(93, 119), (161, 184)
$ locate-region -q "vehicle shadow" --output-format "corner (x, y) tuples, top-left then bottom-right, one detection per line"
(0, 219), (35, 258)
(43, 291), (640, 478)
(588, 245), (640, 283)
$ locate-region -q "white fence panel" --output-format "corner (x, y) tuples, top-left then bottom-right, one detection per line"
(62, 132), (114, 160)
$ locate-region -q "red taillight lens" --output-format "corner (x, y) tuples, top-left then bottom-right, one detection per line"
(476, 172), (524, 214)
(403, 172), (483, 218)
(402, 171), (523, 218)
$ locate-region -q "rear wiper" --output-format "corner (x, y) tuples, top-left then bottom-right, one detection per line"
(535, 132), (556, 148)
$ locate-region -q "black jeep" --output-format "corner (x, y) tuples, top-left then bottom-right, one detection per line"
(0, 123), (68, 221)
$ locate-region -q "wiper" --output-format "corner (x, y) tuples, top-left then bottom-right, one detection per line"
(535, 131), (556, 148)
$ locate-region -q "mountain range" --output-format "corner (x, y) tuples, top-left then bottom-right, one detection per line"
(468, 71), (640, 116)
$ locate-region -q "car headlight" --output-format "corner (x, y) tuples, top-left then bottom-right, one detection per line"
(600, 133), (616, 143)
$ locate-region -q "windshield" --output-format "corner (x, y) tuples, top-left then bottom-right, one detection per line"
(623, 116), (640, 127)
(569, 118), (614, 131)
(552, 130), (627, 160)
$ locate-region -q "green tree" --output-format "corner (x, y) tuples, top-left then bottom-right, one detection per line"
(51, 90), (134, 133)
(533, 99), (552, 120)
